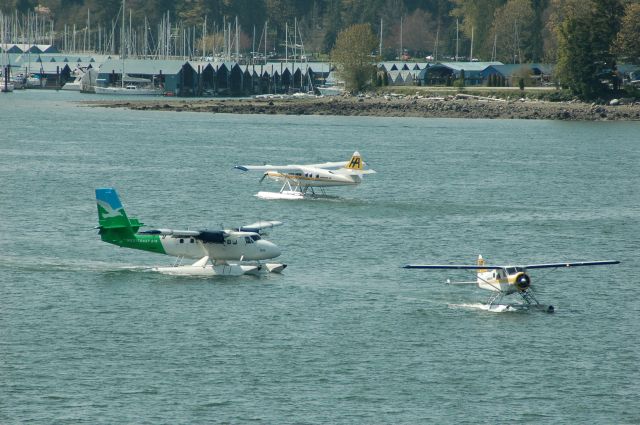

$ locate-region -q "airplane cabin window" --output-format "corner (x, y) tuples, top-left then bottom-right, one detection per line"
(179, 239), (184, 243)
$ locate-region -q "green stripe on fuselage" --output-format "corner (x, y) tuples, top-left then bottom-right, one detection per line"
(99, 228), (166, 255)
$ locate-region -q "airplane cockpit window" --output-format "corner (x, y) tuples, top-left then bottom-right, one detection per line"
(506, 267), (516, 275)
(244, 236), (253, 244)
(250, 235), (261, 241)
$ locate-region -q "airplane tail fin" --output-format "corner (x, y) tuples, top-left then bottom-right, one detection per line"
(477, 255), (487, 273)
(95, 188), (143, 237)
(341, 151), (376, 177)
(345, 151), (364, 171)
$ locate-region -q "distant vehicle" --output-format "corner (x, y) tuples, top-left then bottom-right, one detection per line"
(234, 151), (376, 200)
(95, 188), (286, 276)
(404, 255), (620, 312)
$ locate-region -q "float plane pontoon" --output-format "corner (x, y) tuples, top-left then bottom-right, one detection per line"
(404, 255), (620, 312)
(95, 188), (286, 276)
(234, 151), (375, 200)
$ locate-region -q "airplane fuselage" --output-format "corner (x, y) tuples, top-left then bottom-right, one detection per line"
(477, 267), (529, 294)
(102, 231), (281, 261)
(265, 167), (361, 188)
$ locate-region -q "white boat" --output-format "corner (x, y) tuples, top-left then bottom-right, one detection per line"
(25, 74), (45, 88)
(317, 85), (345, 96)
(62, 68), (85, 91)
(94, 84), (162, 95)
(62, 79), (82, 91)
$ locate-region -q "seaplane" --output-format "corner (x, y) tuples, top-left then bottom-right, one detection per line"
(95, 188), (286, 276)
(234, 151), (376, 200)
(404, 255), (620, 312)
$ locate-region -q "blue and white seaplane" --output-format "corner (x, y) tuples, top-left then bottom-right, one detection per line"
(404, 255), (620, 312)
(234, 151), (376, 200)
(96, 188), (286, 276)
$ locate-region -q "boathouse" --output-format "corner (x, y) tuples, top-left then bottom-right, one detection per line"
(419, 61), (502, 86)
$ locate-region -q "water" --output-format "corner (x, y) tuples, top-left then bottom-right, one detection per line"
(1, 91), (639, 423)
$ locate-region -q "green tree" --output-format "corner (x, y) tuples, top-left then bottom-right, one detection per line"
(331, 23), (378, 92)
(556, 0), (623, 99)
(615, 3), (640, 63)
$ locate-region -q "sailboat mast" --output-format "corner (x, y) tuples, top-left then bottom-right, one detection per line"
(470, 26), (474, 61)
(235, 16), (239, 62)
(121, 0), (125, 87)
(379, 18), (383, 57)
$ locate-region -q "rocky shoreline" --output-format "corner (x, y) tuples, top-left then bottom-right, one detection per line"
(85, 94), (640, 121)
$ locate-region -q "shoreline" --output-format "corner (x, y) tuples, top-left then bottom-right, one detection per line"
(83, 94), (640, 121)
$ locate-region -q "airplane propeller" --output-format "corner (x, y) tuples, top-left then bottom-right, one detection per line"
(515, 273), (531, 291)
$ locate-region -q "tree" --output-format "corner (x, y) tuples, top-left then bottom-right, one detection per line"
(556, 0), (623, 99)
(331, 23), (378, 92)
(615, 3), (640, 63)
(387, 8), (437, 58)
(489, 0), (535, 63)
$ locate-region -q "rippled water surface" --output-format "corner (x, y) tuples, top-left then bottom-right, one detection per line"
(1, 91), (639, 423)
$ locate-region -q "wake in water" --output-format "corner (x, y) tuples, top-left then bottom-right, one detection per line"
(1, 255), (149, 273)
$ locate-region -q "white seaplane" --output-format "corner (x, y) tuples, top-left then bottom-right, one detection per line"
(96, 188), (286, 276)
(234, 151), (376, 200)
(404, 255), (620, 312)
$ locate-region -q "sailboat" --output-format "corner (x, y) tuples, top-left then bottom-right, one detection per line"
(94, 74), (162, 95)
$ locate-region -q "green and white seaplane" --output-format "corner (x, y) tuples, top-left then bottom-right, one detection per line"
(95, 188), (286, 276)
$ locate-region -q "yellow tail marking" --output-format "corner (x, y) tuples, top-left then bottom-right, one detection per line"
(347, 155), (363, 170)
(477, 255), (487, 273)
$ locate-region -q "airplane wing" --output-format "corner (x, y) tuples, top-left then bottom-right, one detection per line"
(404, 260), (620, 270)
(138, 228), (201, 237)
(305, 161), (349, 170)
(403, 264), (505, 270)
(234, 164), (304, 172)
(523, 260), (620, 269)
(138, 228), (228, 243)
(234, 163), (348, 172)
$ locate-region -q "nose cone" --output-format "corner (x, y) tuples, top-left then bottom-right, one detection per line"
(257, 240), (281, 259)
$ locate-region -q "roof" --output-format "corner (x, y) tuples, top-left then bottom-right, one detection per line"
(435, 61), (503, 71)
(98, 59), (187, 75)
